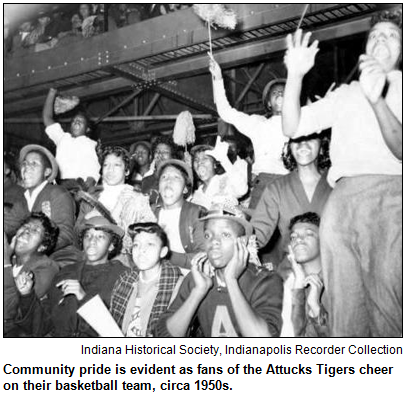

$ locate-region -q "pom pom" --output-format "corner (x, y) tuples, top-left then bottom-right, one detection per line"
(54, 95), (80, 114)
(173, 111), (196, 147)
(214, 8), (237, 30)
(193, 4), (237, 30)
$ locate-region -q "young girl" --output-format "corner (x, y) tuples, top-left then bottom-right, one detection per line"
(110, 223), (183, 337)
(190, 137), (248, 210)
(156, 159), (207, 270)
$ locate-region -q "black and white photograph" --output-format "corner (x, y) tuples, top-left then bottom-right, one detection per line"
(3, 3), (402, 340)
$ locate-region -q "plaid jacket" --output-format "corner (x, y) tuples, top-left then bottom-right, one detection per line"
(110, 260), (182, 336)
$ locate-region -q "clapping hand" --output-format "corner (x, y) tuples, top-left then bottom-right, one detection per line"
(359, 54), (386, 104)
(284, 29), (319, 78)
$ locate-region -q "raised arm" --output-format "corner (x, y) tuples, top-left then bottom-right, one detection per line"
(43, 88), (58, 127)
(359, 55), (402, 160)
(282, 30), (319, 137)
(209, 55), (262, 138)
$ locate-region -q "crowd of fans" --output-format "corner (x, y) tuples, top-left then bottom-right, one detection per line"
(3, 10), (402, 338)
(4, 4), (191, 57)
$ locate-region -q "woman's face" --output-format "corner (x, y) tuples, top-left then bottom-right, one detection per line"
(193, 151), (216, 183)
(153, 143), (172, 168)
(14, 219), (45, 256)
(102, 154), (127, 186)
(290, 138), (321, 168)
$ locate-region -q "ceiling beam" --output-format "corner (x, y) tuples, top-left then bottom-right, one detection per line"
(4, 14), (372, 116)
(5, 4), (361, 92)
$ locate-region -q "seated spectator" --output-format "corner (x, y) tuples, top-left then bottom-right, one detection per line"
(251, 133), (331, 271)
(129, 141), (153, 191)
(76, 146), (156, 266)
(43, 88), (101, 192)
(111, 223), (183, 337)
(190, 137), (248, 210)
(4, 213), (59, 337)
(142, 136), (177, 206)
(11, 21), (35, 56)
(14, 216), (126, 337)
(281, 212), (328, 337)
(79, 3), (100, 38)
(57, 13), (84, 45)
(155, 202), (283, 337)
(5, 145), (81, 267)
(156, 159), (207, 270)
(110, 4), (143, 28)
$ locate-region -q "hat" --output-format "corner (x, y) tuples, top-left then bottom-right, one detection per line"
(199, 201), (253, 236)
(157, 159), (194, 185)
(19, 144), (58, 183)
(262, 78), (287, 108)
(190, 144), (214, 157)
(79, 216), (124, 239)
(130, 140), (152, 155)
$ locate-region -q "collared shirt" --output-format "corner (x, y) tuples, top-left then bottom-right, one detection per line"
(213, 78), (289, 176)
(45, 123), (101, 181)
(293, 71), (402, 186)
(24, 180), (48, 211)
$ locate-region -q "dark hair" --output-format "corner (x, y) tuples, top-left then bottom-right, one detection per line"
(289, 212), (320, 231)
(152, 136), (176, 158)
(158, 162), (193, 199)
(191, 146), (224, 177)
(27, 150), (52, 171)
(71, 111), (92, 134)
(370, 9), (402, 29)
(282, 133), (331, 172)
(22, 212), (59, 255)
(101, 146), (131, 172)
(78, 227), (123, 259)
(128, 222), (169, 249)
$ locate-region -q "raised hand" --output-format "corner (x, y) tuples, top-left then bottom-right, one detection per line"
(284, 29), (319, 78)
(305, 273), (324, 317)
(208, 52), (222, 81)
(205, 136), (229, 164)
(288, 244), (306, 289)
(56, 279), (86, 301)
(224, 237), (249, 283)
(191, 252), (213, 298)
(359, 54), (386, 104)
(15, 271), (34, 296)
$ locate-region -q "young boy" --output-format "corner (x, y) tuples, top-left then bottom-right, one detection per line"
(155, 203), (283, 337)
(110, 223), (183, 337)
(43, 88), (100, 188)
(282, 212), (328, 337)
